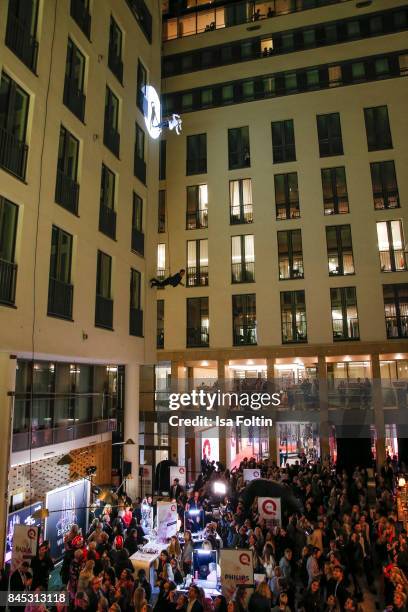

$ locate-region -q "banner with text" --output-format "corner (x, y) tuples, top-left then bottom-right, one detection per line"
(156, 501), (178, 541)
(220, 549), (253, 600)
(243, 469), (261, 482)
(258, 497), (281, 525)
(169, 466), (187, 487)
(11, 524), (38, 572)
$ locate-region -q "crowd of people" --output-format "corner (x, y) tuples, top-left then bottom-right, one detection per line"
(1, 453), (408, 611)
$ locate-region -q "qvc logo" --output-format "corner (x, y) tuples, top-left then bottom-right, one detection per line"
(262, 499), (277, 516)
(253, 470), (259, 478)
(179, 467), (185, 474)
(27, 528), (36, 540)
(171, 504), (176, 512)
(239, 553), (251, 566)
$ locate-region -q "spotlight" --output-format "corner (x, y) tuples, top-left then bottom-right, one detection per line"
(399, 476), (406, 487)
(213, 482), (226, 495)
(188, 509), (200, 516)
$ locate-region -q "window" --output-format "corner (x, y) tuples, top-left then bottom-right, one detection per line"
(331, 287), (359, 341)
(326, 225), (354, 275)
(70, 0), (91, 37)
(0, 196), (18, 306)
(157, 300), (164, 348)
(278, 230), (304, 279)
(64, 39), (86, 122)
(130, 269), (143, 337)
(159, 140), (166, 180)
(228, 127), (250, 170)
(0, 72), (29, 179)
(364, 106), (392, 151)
(158, 190), (166, 233)
(157, 244), (166, 279)
(187, 185), (208, 229)
(104, 87), (120, 157)
(328, 65), (342, 87)
(108, 16), (123, 82)
(48, 226), (73, 320)
(132, 193), (144, 255)
(232, 294), (257, 346)
(5, 0), (39, 71)
(186, 133), (207, 175)
(281, 290), (307, 343)
(55, 126), (79, 215)
(134, 123), (146, 184)
(370, 161), (399, 210)
(187, 239), (208, 286)
(271, 120), (296, 163)
(383, 284), (408, 339)
(321, 167), (349, 215)
(317, 113), (343, 157)
(274, 172), (300, 220)
(187, 297), (209, 347)
(230, 179), (253, 224)
(377, 221), (406, 272)
(99, 165), (116, 240)
(231, 235), (255, 283)
(137, 60), (148, 113)
(201, 89), (213, 108)
(95, 251), (113, 329)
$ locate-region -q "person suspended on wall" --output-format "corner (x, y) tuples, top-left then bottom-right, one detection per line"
(150, 269), (185, 288)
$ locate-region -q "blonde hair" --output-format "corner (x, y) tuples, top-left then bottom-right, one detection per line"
(256, 581), (272, 599)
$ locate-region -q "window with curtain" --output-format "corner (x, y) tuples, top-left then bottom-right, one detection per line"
(370, 161), (399, 210)
(383, 284), (408, 339)
(326, 225), (354, 276)
(157, 244), (166, 277)
(186, 184), (208, 229)
(274, 172), (299, 220)
(376, 220), (406, 272)
(331, 287), (359, 341)
(232, 293), (257, 346)
(230, 179), (253, 224)
(280, 290), (307, 343)
(231, 235), (255, 283)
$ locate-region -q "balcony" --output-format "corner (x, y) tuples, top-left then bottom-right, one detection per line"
(230, 205), (253, 225)
(186, 210), (208, 230)
(0, 126), (28, 180)
(232, 262), (255, 283)
(5, 12), (38, 72)
(108, 50), (123, 83)
(63, 76), (86, 122)
(333, 317), (360, 341)
(99, 203), (116, 240)
(104, 125), (120, 158)
(0, 259), (17, 306)
(55, 169), (79, 215)
(282, 321), (307, 343)
(328, 379), (372, 409)
(134, 156), (146, 184)
(187, 266), (209, 287)
(380, 250), (407, 272)
(187, 326), (209, 347)
(47, 278), (73, 320)
(130, 307), (143, 336)
(233, 323), (257, 346)
(373, 189), (399, 210)
(95, 295), (113, 329)
(70, 0), (91, 38)
(386, 315), (408, 339)
(131, 227), (145, 256)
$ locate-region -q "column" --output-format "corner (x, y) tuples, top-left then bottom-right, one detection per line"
(266, 358), (278, 463)
(124, 362), (140, 498)
(217, 360), (227, 467)
(371, 353), (386, 468)
(0, 353), (17, 560)
(170, 361), (185, 464)
(318, 355), (330, 461)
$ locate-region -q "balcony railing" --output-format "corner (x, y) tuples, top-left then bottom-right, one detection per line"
(282, 321), (307, 343)
(229, 152), (250, 170)
(0, 126), (28, 180)
(380, 249), (407, 272)
(279, 262), (304, 280)
(108, 50), (123, 83)
(0, 259), (17, 306)
(232, 262), (255, 283)
(382, 381), (408, 409)
(134, 156), (146, 184)
(323, 196), (349, 215)
(132, 227), (145, 255)
(130, 307), (143, 336)
(95, 294), (113, 329)
(386, 315), (408, 339)
(104, 125), (120, 158)
(63, 76), (86, 122)
(186, 210), (208, 229)
(230, 205), (253, 225)
(373, 189), (399, 210)
(332, 317), (360, 341)
(47, 278), (73, 320)
(233, 323), (257, 346)
(187, 326), (209, 347)
(187, 266), (209, 287)
(276, 203), (300, 220)
(157, 329), (164, 348)
(55, 169), (79, 215)
(5, 13), (38, 72)
(70, 0), (91, 38)
(99, 203), (117, 240)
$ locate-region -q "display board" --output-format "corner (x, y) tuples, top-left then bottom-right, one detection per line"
(5, 502), (42, 563)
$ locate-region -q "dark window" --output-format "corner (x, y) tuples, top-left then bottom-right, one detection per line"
(158, 190), (166, 233)
(364, 105), (392, 151)
(132, 193), (144, 255)
(99, 165), (116, 240)
(281, 290), (307, 343)
(159, 140), (166, 180)
(130, 268), (143, 336)
(63, 39), (86, 121)
(125, 0), (152, 44)
(274, 172), (300, 220)
(55, 126), (80, 215)
(104, 87), (120, 158)
(331, 286), (359, 341)
(321, 167), (349, 215)
(326, 225), (354, 275)
(134, 123), (146, 184)
(271, 120), (296, 163)
(228, 126), (250, 170)
(95, 250), (113, 329)
(187, 185), (208, 229)
(278, 230), (304, 279)
(0, 196), (18, 306)
(376, 220), (406, 272)
(230, 179), (253, 224)
(187, 297), (209, 347)
(232, 294), (257, 346)
(186, 133), (207, 175)
(317, 112), (343, 157)
(231, 235), (255, 283)
(108, 16), (123, 83)
(383, 284), (408, 339)
(0, 72), (29, 179)
(137, 60), (147, 113)
(370, 161), (399, 209)
(5, 0), (39, 71)
(70, 0), (91, 38)
(157, 299), (164, 348)
(48, 226), (73, 320)
(187, 239), (208, 287)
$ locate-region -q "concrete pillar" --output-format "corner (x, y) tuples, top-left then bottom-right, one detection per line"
(318, 355), (330, 461)
(266, 358), (277, 463)
(170, 361), (185, 464)
(177, 427), (186, 467)
(124, 362), (140, 498)
(0, 353), (17, 561)
(371, 353), (386, 469)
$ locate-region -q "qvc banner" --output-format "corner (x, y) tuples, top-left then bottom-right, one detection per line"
(156, 501), (178, 542)
(243, 469), (261, 482)
(258, 497), (282, 525)
(169, 466), (186, 487)
(220, 549), (253, 600)
(11, 525), (38, 572)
